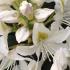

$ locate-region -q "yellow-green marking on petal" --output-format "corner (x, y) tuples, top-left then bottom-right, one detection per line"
(38, 32), (48, 42)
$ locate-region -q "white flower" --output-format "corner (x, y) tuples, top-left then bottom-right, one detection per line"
(51, 47), (70, 70)
(0, 10), (18, 23)
(19, 1), (33, 20)
(34, 8), (54, 22)
(15, 26), (30, 43)
(0, 1), (55, 23)
(32, 22), (70, 60)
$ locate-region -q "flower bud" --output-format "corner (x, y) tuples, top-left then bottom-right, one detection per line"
(19, 1), (33, 20)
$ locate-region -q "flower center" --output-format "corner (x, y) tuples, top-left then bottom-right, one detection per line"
(38, 32), (48, 42)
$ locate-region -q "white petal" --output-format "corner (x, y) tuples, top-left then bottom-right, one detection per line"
(0, 53), (4, 60)
(32, 22), (50, 45)
(34, 8), (54, 22)
(44, 42), (67, 54)
(0, 23), (11, 56)
(15, 26), (30, 43)
(9, 47), (33, 61)
(0, 36), (9, 56)
(51, 22), (60, 32)
(53, 48), (68, 69)
(1, 58), (14, 69)
(8, 49), (25, 60)
(64, 0), (70, 14)
(61, 48), (70, 58)
(66, 36), (70, 47)
(28, 59), (43, 70)
(12, 65), (20, 70)
(28, 60), (36, 70)
(0, 10), (18, 23)
(28, 60), (39, 70)
(63, 0), (70, 26)
(36, 58), (44, 70)
(47, 27), (70, 43)
(19, 61), (28, 70)
(36, 47), (41, 59)
(16, 45), (36, 56)
(32, 23), (39, 45)
(54, 0), (68, 7)
(2, 17), (18, 23)
(0, 57), (11, 70)
(51, 63), (62, 70)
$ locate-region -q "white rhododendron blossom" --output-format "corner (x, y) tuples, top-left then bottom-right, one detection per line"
(0, 0), (70, 70)
(32, 22), (70, 60)
(51, 48), (70, 70)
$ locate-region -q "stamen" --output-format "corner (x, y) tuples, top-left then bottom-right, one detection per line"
(40, 42), (51, 61)
(41, 42), (54, 61)
(62, 20), (70, 26)
(12, 62), (16, 70)
(42, 43), (51, 61)
(41, 50), (46, 61)
(45, 45), (54, 58)
(38, 42), (46, 61)
(7, 66), (10, 70)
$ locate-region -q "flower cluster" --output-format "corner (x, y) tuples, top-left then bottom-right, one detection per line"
(0, 0), (70, 70)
